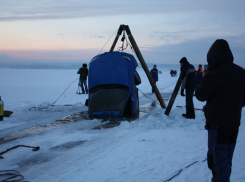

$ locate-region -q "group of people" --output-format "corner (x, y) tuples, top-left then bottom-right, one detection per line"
(79, 39), (244, 182)
(151, 39), (245, 182)
(170, 69), (177, 77)
(179, 39), (245, 182)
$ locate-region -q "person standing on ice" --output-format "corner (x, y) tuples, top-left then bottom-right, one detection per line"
(150, 65), (158, 93)
(179, 57), (196, 119)
(195, 39), (245, 182)
(196, 64), (204, 88)
(77, 63), (89, 94)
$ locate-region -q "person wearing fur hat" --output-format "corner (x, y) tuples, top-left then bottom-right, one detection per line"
(196, 39), (245, 182)
(179, 57), (196, 119)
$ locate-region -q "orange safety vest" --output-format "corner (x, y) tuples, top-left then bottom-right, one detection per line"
(196, 68), (204, 72)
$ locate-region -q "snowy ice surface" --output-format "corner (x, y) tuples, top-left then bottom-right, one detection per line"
(0, 67), (244, 182)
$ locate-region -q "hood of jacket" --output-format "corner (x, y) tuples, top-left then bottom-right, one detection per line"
(207, 39), (233, 70)
(181, 61), (190, 69)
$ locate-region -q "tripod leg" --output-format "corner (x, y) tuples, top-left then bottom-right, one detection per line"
(76, 86), (79, 94)
(79, 86), (82, 94)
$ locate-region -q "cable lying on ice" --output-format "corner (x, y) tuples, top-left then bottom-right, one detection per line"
(0, 170), (28, 182)
(162, 158), (207, 182)
(0, 145), (40, 159)
(138, 88), (161, 106)
(29, 77), (79, 111)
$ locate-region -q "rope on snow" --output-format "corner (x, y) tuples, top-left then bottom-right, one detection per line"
(162, 158), (207, 182)
(0, 145), (40, 159)
(0, 170), (29, 182)
(29, 77), (79, 111)
(138, 88), (160, 106)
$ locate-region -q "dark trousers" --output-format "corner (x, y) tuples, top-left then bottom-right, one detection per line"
(80, 80), (88, 93)
(196, 81), (201, 89)
(185, 89), (194, 109)
(152, 80), (156, 93)
(207, 128), (239, 182)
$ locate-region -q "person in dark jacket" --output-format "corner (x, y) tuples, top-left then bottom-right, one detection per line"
(150, 65), (158, 93)
(179, 57), (196, 119)
(195, 39), (245, 182)
(77, 63), (89, 94)
(196, 64), (204, 88)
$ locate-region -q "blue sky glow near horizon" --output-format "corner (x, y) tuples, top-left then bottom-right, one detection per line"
(0, 0), (245, 67)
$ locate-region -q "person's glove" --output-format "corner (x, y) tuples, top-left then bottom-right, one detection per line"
(180, 89), (185, 96)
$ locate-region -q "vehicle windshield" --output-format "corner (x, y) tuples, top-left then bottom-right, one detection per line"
(90, 84), (129, 112)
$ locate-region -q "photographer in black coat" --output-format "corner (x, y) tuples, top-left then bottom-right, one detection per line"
(179, 57), (196, 119)
(77, 64), (89, 94)
(196, 39), (245, 182)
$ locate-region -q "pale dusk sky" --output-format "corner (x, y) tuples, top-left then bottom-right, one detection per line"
(0, 0), (245, 67)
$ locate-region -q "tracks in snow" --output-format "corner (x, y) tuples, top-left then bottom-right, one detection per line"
(0, 91), (172, 144)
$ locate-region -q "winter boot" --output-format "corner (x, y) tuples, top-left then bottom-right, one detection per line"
(182, 106), (195, 119)
(188, 108), (195, 119)
(182, 105), (188, 118)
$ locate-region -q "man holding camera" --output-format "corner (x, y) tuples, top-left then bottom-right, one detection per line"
(77, 63), (89, 94)
(196, 39), (245, 182)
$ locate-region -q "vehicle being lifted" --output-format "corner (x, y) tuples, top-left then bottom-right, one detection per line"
(88, 52), (141, 119)
(86, 25), (166, 119)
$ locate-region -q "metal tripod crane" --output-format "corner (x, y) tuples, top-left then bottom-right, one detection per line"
(109, 24), (166, 109)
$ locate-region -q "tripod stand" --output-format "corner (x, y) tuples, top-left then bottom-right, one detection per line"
(76, 80), (82, 94)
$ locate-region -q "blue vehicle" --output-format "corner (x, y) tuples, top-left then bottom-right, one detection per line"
(87, 51), (141, 119)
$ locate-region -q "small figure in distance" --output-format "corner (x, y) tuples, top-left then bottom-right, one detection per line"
(150, 65), (158, 93)
(77, 63), (89, 94)
(170, 70), (175, 77)
(196, 64), (204, 88)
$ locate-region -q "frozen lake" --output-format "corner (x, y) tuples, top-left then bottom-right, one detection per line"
(0, 67), (244, 182)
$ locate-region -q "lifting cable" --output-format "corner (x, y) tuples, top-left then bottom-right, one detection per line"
(98, 29), (118, 55)
(118, 30), (128, 51)
(163, 158), (207, 182)
(118, 30), (135, 53)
